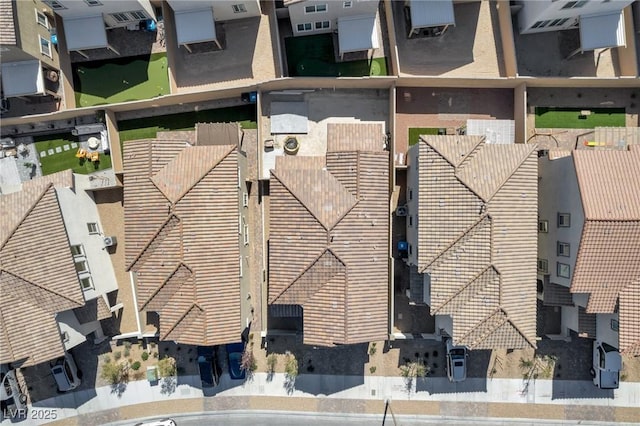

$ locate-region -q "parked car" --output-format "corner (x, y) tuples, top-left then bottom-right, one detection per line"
(1, 367), (27, 419)
(446, 339), (468, 383)
(197, 346), (221, 387)
(134, 419), (176, 426)
(225, 342), (246, 380)
(591, 340), (622, 389)
(51, 352), (81, 392)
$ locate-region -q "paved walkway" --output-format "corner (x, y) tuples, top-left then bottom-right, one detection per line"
(10, 373), (639, 426)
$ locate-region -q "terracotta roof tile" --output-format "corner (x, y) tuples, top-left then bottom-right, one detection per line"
(543, 282), (574, 306)
(327, 123), (385, 152)
(124, 139), (242, 346)
(619, 279), (640, 355)
(0, 0), (16, 46)
(415, 138), (538, 349)
(73, 296), (112, 324)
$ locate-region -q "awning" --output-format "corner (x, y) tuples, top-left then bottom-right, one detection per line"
(409, 0), (455, 29)
(1, 60), (45, 97)
(65, 15), (108, 51)
(580, 11), (626, 51)
(175, 8), (217, 45)
(337, 15), (379, 56)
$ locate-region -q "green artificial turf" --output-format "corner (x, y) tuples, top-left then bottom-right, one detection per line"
(118, 105), (258, 143)
(534, 107), (625, 129)
(285, 34), (388, 77)
(34, 134), (113, 175)
(74, 53), (169, 107)
(408, 128), (441, 146)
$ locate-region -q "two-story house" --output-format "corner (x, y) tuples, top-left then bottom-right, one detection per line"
(268, 123), (390, 346)
(404, 0), (456, 38)
(406, 135), (539, 350)
(0, 170), (119, 368)
(43, 0), (156, 57)
(538, 147), (640, 355)
(166, 0), (261, 52)
(284, 0), (380, 59)
(0, 0), (61, 103)
(517, 0), (634, 52)
(123, 123), (251, 346)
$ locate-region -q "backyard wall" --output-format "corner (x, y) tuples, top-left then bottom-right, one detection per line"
(617, 6), (639, 78)
(497, 0), (517, 78)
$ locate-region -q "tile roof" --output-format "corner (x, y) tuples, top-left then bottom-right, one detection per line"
(196, 123), (241, 147)
(543, 282), (574, 306)
(0, 0), (16, 46)
(124, 139), (242, 346)
(416, 136), (538, 350)
(0, 172), (84, 366)
(327, 123), (385, 152)
(73, 296), (112, 325)
(269, 127), (389, 346)
(577, 306), (596, 338)
(569, 149), (640, 353)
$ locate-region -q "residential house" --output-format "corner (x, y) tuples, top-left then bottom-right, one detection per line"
(406, 136), (538, 350)
(43, 0), (156, 57)
(517, 0), (634, 52)
(404, 0), (456, 38)
(0, 170), (117, 368)
(268, 123), (390, 346)
(123, 123), (251, 346)
(284, 0), (380, 59)
(538, 147), (640, 355)
(166, 0), (261, 52)
(0, 0), (61, 102)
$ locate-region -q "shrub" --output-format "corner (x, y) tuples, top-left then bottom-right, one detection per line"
(370, 366), (377, 374)
(400, 361), (428, 379)
(241, 348), (257, 373)
(123, 341), (132, 350)
(285, 354), (298, 378)
(158, 356), (176, 377)
(266, 354), (278, 373)
(153, 352), (159, 359)
(101, 362), (128, 385)
(114, 351), (122, 360)
(103, 355), (111, 364)
(142, 351), (149, 361)
(369, 342), (377, 356)
(124, 348), (131, 357)
(131, 361), (141, 371)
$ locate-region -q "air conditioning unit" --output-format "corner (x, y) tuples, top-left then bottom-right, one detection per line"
(103, 236), (117, 247)
(396, 205), (408, 217)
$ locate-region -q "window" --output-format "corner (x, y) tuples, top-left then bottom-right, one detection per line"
(75, 260), (89, 274)
(538, 219), (549, 233)
(36, 10), (49, 28)
(111, 13), (129, 22)
(408, 244), (412, 255)
(537, 259), (549, 274)
(239, 256), (243, 277)
(343, 1), (352, 7)
(84, 0), (102, 6)
(237, 167), (241, 188)
(557, 262), (570, 278)
(243, 192), (249, 207)
(70, 245), (84, 257)
(611, 318), (619, 331)
(232, 4), (247, 13)
(315, 21), (330, 29)
(244, 223), (249, 245)
(562, 0), (588, 9)
(129, 10), (147, 20)
(409, 189), (413, 201)
(408, 216), (413, 227)
(297, 22), (312, 32)
(80, 276), (93, 290)
(305, 4), (327, 13)
(45, 0), (65, 10)
(87, 222), (100, 234)
(39, 36), (52, 58)
(557, 241), (570, 257)
(557, 213), (571, 227)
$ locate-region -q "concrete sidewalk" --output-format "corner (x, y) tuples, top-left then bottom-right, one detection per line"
(10, 374), (640, 426)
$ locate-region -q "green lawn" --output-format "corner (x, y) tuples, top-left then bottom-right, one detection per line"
(535, 107), (625, 129)
(74, 53), (169, 107)
(118, 105), (258, 143)
(34, 134), (113, 175)
(408, 128), (442, 146)
(285, 34), (388, 77)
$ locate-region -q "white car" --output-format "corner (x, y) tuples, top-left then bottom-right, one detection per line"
(134, 419), (177, 426)
(446, 339), (468, 383)
(51, 353), (81, 392)
(591, 340), (622, 389)
(1, 367), (27, 419)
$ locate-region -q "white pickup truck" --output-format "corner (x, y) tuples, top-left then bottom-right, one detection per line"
(591, 340), (622, 389)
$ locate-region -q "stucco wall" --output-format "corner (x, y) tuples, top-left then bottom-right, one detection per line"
(288, 0), (379, 35)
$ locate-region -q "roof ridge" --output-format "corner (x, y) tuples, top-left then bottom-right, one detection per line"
(128, 214), (181, 271)
(454, 137), (486, 171)
(424, 135), (485, 169)
(141, 262), (194, 310)
(500, 310), (537, 349)
(432, 264), (496, 314)
(0, 269), (84, 310)
(483, 144), (537, 202)
(1, 183), (53, 250)
(421, 214), (490, 273)
(271, 169), (326, 230)
(160, 303), (202, 341)
(457, 307), (508, 348)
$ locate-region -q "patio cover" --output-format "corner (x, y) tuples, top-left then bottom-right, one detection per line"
(175, 8), (217, 45)
(270, 102), (308, 134)
(337, 15), (379, 56)
(65, 15), (108, 51)
(409, 0), (455, 29)
(579, 11), (626, 51)
(1, 60), (44, 97)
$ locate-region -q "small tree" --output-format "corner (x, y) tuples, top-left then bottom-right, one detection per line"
(101, 361), (128, 385)
(241, 348), (257, 377)
(285, 354), (298, 378)
(266, 354), (278, 373)
(158, 356), (176, 378)
(400, 360), (428, 393)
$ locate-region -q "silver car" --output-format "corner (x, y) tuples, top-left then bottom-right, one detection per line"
(446, 339), (468, 382)
(51, 353), (81, 392)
